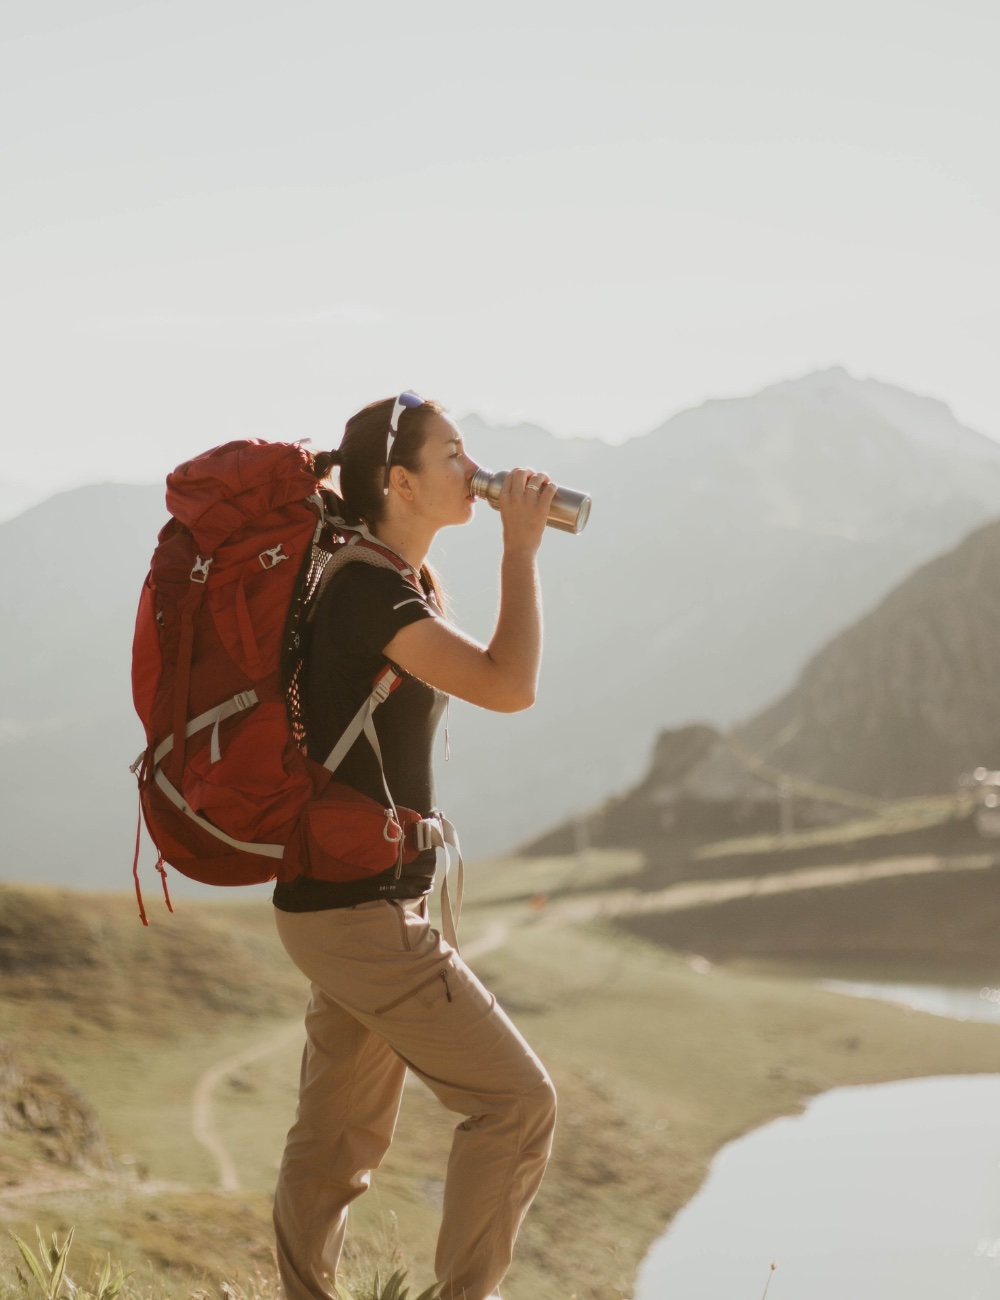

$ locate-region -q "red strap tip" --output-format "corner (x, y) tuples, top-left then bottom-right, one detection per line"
(156, 855), (174, 914)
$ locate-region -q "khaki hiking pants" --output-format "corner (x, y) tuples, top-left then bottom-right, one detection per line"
(272, 899), (557, 1300)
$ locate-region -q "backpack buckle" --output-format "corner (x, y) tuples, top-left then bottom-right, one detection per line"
(190, 555), (213, 583)
(413, 818), (440, 853)
(259, 544), (289, 569)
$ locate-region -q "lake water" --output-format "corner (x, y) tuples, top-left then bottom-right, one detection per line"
(635, 1070), (1000, 1299)
(818, 979), (1000, 1024)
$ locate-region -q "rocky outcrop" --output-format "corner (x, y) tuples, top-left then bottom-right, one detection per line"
(0, 1040), (114, 1171)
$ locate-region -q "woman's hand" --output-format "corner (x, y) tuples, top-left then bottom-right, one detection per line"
(499, 468), (558, 555)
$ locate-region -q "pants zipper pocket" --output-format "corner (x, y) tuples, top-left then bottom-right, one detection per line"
(373, 967), (453, 1015)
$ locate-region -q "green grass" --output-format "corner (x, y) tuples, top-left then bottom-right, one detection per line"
(0, 1232), (441, 1300)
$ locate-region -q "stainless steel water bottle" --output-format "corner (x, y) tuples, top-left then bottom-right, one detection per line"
(469, 468), (592, 535)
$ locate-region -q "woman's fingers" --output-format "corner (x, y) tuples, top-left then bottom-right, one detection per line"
(498, 467), (556, 551)
(502, 467), (535, 496)
(503, 468), (552, 498)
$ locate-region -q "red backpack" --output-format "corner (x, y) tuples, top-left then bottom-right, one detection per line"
(130, 439), (461, 929)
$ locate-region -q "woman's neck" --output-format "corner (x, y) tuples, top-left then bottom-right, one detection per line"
(369, 516), (433, 573)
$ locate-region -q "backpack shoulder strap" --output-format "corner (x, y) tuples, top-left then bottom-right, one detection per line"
(308, 520), (423, 618)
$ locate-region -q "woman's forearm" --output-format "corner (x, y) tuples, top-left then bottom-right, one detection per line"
(485, 548), (543, 710)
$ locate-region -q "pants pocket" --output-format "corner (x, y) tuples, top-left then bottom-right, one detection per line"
(372, 967), (453, 1015)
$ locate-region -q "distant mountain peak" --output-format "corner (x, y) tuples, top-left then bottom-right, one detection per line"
(765, 367), (997, 460)
(778, 363), (854, 387)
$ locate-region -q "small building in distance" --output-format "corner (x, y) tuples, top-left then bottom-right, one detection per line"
(960, 767), (1000, 838)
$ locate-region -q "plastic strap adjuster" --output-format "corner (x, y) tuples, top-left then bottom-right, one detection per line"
(371, 671), (398, 705)
(258, 544), (289, 569)
(190, 555), (213, 583)
(413, 819), (438, 853)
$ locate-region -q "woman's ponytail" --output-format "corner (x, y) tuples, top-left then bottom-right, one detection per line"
(310, 448), (342, 480)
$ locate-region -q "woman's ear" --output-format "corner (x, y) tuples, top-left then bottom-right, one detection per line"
(387, 463), (415, 501)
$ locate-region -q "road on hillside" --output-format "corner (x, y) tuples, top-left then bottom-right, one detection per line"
(529, 850), (998, 928)
(190, 854), (992, 1189)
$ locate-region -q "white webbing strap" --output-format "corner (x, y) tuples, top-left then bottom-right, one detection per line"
(153, 690), (259, 769)
(321, 666), (405, 866)
(152, 767), (285, 859)
(361, 707), (403, 854)
(415, 814), (464, 952)
(322, 669), (399, 776)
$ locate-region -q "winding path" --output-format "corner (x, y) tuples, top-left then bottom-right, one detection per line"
(191, 1022), (304, 1191)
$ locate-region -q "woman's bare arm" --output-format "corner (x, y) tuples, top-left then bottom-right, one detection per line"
(382, 469), (557, 712)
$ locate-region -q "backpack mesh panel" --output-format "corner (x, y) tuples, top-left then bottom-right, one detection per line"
(282, 540), (335, 755)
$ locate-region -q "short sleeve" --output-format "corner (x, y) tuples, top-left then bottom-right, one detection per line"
(318, 562), (437, 656)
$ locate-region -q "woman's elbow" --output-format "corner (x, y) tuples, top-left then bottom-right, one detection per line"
(497, 684), (536, 713)
(477, 656), (537, 711)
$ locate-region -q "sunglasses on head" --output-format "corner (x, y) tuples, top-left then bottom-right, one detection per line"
(384, 390), (425, 493)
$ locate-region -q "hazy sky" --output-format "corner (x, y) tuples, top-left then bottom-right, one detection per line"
(2, 0), (997, 498)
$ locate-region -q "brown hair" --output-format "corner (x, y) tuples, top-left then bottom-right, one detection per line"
(314, 396), (447, 605)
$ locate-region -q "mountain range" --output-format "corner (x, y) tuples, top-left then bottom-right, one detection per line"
(2, 366), (1000, 889)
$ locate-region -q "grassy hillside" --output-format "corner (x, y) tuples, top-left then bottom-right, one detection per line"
(2, 862), (1000, 1300)
(0, 886), (304, 1033)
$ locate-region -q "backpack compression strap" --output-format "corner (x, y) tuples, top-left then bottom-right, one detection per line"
(143, 688), (285, 861)
(152, 689), (260, 770)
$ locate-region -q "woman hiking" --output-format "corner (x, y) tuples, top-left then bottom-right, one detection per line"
(272, 392), (559, 1300)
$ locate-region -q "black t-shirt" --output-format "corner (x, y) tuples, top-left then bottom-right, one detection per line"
(273, 561), (447, 912)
